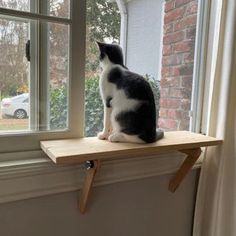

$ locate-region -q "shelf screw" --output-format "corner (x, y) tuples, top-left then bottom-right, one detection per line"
(84, 160), (94, 170)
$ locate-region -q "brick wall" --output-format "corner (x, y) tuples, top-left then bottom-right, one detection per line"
(159, 0), (198, 131)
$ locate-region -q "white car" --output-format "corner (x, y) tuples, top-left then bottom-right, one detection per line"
(1, 93), (29, 119)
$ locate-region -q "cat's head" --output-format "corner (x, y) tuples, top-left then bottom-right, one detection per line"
(96, 42), (124, 68)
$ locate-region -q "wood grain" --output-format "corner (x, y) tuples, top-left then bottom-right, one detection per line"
(169, 148), (202, 192)
(78, 160), (101, 214)
(40, 131), (222, 165)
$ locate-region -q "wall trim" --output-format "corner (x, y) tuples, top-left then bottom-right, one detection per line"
(0, 151), (201, 204)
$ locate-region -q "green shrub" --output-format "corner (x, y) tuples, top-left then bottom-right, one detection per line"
(50, 85), (68, 130)
(85, 76), (103, 137)
(144, 74), (161, 118)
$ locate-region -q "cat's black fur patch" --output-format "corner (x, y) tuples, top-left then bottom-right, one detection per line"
(97, 41), (126, 68)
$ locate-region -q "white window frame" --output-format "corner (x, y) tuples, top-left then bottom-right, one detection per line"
(190, 0), (211, 133)
(0, 0), (86, 154)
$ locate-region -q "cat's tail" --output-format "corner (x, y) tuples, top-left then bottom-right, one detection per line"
(156, 128), (164, 141)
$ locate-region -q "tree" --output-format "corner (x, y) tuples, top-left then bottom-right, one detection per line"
(49, 1), (70, 87)
(86, 0), (120, 76)
(0, 19), (29, 97)
(0, 0), (29, 97)
(87, 0), (120, 42)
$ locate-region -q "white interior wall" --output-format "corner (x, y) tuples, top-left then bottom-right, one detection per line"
(0, 171), (199, 236)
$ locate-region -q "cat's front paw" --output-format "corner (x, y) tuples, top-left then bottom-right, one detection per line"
(97, 131), (109, 140)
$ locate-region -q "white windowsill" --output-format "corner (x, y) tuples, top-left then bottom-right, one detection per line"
(0, 150), (202, 204)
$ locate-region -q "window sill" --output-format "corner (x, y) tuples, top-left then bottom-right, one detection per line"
(0, 150), (201, 204)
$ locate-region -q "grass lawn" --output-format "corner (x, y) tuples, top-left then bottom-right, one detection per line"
(0, 118), (29, 131)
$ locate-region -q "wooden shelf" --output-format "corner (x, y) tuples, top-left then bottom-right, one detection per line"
(41, 131), (221, 164)
(40, 131), (222, 214)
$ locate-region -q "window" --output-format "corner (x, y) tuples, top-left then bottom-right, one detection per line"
(0, 0), (85, 153)
(0, 0), (70, 17)
(0, 0), (208, 152)
(84, 0), (207, 136)
(0, 1), (70, 131)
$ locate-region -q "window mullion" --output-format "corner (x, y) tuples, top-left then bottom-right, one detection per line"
(29, 0), (39, 131)
(30, 0), (50, 131)
(0, 7), (71, 25)
(190, 0), (210, 133)
(0, 0), (85, 153)
(38, 1), (50, 130)
(69, 0), (86, 136)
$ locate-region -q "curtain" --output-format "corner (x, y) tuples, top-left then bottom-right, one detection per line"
(193, 0), (236, 235)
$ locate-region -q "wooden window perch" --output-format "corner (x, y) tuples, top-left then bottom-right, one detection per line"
(40, 131), (222, 214)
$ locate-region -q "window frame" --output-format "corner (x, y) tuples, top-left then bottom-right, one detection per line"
(0, 0), (211, 151)
(0, 0), (86, 154)
(189, 0), (211, 133)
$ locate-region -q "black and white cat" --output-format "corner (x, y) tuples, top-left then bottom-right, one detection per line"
(97, 42), (164, 143)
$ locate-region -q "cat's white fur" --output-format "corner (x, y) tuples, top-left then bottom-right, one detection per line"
(98, 56), (145, 143)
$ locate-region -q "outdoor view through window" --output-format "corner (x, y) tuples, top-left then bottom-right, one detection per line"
(0, 0), (200, 136)
(0, 3), (30, 131)
(0, 0), (70, 132)
(85, 0), (200, 136)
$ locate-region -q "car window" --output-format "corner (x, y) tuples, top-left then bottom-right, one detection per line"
(23, 98), (29, 103)
(12, 95), (25, 101)
(11, 94), (28, 102)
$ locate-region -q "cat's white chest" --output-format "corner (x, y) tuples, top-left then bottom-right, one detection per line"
(99, 66), (114, 99)
(100, 65), (140, 110)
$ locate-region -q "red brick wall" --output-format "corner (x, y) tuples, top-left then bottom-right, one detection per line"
(159, 0), (198, 131)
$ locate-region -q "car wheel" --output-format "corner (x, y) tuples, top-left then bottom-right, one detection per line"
(14, 109), (27, 119)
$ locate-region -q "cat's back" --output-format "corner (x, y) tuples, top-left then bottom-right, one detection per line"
(108, 66), (155, 102)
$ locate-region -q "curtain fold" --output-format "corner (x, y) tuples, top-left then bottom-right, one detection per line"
(193, 0), (236, 235)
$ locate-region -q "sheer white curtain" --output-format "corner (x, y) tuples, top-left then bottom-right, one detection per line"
(193, 0), (236, 235)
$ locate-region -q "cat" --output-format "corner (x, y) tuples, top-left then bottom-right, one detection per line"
(96, 41), (164, 143)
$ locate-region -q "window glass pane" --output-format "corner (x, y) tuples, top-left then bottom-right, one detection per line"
(85, 0), (121, 137)
(0, 0), (29, 12)
(47, 22), (69, 130)
(0, 1), (70, 19)
(0, 18), (30, 132)
(0, 16), (70, 133)
(49, 0), (70, 18)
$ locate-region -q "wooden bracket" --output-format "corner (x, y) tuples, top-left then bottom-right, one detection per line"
(78, 160), (101, 214)
(169, 148), (201, 192)
(78, 148), (201, 213)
